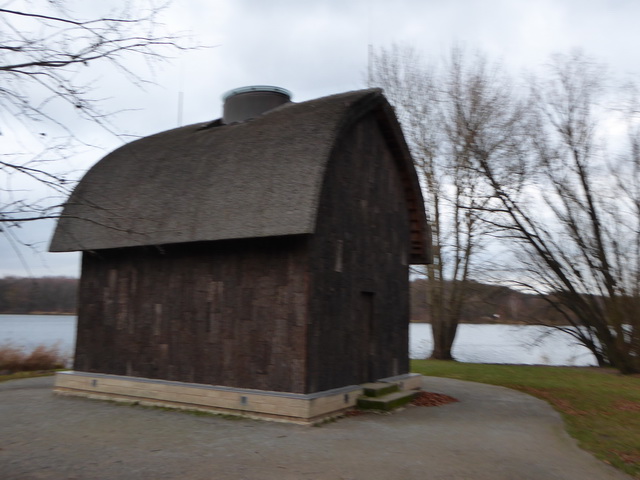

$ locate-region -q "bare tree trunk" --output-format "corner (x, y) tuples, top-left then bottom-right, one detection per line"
(426, 256), (457, 360)
(430, 317), (458, 360)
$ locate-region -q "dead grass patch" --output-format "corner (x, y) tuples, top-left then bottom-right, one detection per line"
(614, 400), (640, 412)
(517, 386), (591, 416)
(0, 342), (66, 373)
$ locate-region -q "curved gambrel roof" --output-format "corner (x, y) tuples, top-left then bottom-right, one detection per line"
(50, 89), (431, 264)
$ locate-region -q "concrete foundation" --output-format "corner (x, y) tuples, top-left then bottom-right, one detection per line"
(54, 371), (422, 425)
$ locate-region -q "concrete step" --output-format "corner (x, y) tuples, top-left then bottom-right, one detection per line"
(356, 390), (419, 411)
(360, 382), (399, 398)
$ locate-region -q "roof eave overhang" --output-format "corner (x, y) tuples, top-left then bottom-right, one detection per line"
(373, 97), (433, 265)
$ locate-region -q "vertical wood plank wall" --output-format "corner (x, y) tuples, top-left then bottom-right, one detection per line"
(74, 111), (414, 395)
(306, 114), (411, 392)
(75, 237), (310, 393)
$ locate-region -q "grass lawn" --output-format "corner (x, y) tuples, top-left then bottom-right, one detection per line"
(0, 370), (57, 383)
(412, 360), (640, 478)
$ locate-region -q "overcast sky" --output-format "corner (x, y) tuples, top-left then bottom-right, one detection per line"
(2, 0), (640, 278)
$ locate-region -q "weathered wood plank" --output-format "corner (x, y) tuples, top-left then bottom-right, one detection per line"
(75, 236), (310, 393)
(306, 114), (411, 392)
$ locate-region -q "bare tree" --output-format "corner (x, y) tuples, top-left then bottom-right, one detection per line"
(0, 1), (191, 239)
(372, 45), (639, 372)
(368, 46), (449, 358)
(470, 52), (640, 373)
(370, 46), (522, 360)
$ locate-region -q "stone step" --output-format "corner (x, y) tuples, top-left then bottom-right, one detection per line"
(356, 390), (419, 411)
(360, 382), (399, 398)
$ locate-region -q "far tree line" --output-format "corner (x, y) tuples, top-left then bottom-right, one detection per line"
(0, 277), (77, 314)
(410, 279), (570, 325)
(0, 275), (571, 324)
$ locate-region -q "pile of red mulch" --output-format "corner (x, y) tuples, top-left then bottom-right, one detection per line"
(343, 409), (368, 417)
(343, 391), (459, 418)
(410, 391), (459, 407)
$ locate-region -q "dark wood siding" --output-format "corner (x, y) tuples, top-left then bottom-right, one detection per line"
(306, 113), (411, 392)
(73, 111), (415, 395)
(75, 236), (310, 393)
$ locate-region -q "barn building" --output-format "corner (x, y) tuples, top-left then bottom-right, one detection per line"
(51, 87), (432, 423)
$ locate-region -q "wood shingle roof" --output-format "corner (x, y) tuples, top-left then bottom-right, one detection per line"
(50, 88), (431, 263)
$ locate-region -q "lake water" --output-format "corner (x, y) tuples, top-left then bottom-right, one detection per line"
(0, 314), (597, 367)
(409, 323), (597, 366)
(0, 314), (77, 362)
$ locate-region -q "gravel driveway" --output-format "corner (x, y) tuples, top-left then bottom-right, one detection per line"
(0, 375), (632, 480)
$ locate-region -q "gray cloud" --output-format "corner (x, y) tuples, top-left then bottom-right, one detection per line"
(3, 0), (640, 277)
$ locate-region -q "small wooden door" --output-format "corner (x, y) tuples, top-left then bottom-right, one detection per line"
(360, 291), (375, 381)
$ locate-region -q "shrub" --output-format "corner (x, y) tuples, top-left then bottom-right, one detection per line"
(0, 342), (67, 373)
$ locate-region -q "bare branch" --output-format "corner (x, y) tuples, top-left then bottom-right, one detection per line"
(0, 1), (200, 236)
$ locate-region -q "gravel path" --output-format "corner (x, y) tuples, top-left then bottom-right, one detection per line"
(0, 375), (632, 480)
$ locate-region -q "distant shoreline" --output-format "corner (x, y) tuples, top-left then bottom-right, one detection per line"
(0, 312), (76, 316)
(1, 314), (570, 326)
(411, 320), (573, 326)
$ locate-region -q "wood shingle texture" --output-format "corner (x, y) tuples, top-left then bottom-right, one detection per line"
(50, 88), (431, 396)
(50, 88), (430, 263)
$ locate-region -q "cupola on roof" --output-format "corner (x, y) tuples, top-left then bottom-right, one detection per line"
(222, 85), (292, 124)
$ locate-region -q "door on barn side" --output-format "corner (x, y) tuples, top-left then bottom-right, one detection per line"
(360, 291), (376, 382)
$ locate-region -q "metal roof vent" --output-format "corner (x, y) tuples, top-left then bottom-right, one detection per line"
(222, 85), (292, 124)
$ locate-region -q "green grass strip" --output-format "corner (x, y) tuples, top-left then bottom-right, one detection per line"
(0, 370), (56, 383)
(412, 360), (640, 478)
